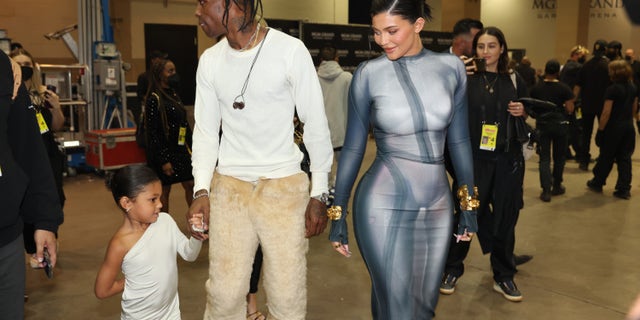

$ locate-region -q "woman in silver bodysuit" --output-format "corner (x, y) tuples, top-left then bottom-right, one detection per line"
(327, 1), (478, 319)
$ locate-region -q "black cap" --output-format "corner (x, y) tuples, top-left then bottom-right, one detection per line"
(608, 40), (622, 50)
(593, 40), (608, 53)
(544, 59), (561, 75)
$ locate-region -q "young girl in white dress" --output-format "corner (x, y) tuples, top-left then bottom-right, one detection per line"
(95, 164), (205, 319)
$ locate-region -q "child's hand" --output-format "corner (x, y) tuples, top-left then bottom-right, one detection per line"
(189, 213), (208, 238)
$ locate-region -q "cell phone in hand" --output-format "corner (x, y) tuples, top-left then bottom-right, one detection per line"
(473, 58), (486, 72)
(43, 249), (53, 279)
(44, 85), (56, 108)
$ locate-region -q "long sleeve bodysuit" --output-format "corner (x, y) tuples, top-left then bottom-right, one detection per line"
(331, 49), (475, 320)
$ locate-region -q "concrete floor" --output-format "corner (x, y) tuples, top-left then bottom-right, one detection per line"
(24, 137), (640, 320)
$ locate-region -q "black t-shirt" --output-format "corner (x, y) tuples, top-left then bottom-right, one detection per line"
(576, 55), (610, 114)
(559, 60), (581, 89)
(604, 82), (637, 129)
(515, 65), (537, 90)
(529, 80), (574, 124)
(630, 60), (640, 86)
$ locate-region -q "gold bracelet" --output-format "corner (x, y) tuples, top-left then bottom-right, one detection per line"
(457, 185), (480, 211)
(326, 205), (343, 220)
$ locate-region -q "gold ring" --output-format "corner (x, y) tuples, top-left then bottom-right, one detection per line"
(333, 244), (340, 248)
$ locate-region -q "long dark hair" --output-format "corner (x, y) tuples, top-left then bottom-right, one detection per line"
(473, 27), (511, 74)
(107, 165), (160, 208)
(144, 58), (182, 139)
(370, 0), (432, 23)
(145, 58), (181, 106)
(222, 0), (263, 32)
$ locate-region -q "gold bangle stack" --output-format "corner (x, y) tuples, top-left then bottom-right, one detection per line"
(327, 205), (343, 220)
(457, 185), (480, 211)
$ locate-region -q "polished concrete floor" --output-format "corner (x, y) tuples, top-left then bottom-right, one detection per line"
(24, 137), (640, 320)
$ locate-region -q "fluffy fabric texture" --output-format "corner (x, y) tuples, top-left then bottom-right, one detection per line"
(204, 172), (309, 320)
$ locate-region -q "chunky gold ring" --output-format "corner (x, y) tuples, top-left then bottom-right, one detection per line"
(333, 244), (341, 248)
(327, 205), (343, 220)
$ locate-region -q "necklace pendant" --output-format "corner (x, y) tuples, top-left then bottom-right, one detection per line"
(489, 88), (494, 94)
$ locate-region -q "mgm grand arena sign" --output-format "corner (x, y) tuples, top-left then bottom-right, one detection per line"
(531, 0), (627, 19)
(531, 0), (624, 9)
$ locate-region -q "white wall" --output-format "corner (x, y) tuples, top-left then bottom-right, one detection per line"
(128, 0), (446, 59)
(425, 0), (443, 32)
(1, 0), (78, 61)
(129, 0), (354, 59)
(481, 0), (557, 69)
(130, 1), (204, 59)
(588, 4), (640, 55)
(482, 0), (640, 70)
(263, 0), (349, 24)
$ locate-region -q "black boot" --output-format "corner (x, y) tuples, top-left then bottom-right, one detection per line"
(551, 184), (566, 196)
(540, 189), (551, 202)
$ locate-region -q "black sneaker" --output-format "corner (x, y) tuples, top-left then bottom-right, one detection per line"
(440, 273), (458, 295)
(551, 185), (566, 196)
(493, 280), (523, 302)
(540, 189), (551, 202)
(514, 254), (533, 266)
(613, 190), (631, 200)
(587, 179), (603, 193)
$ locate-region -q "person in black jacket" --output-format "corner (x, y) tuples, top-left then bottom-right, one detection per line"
(440, 27), (528, 303)
(0, 51), (63, 319)
(10, 48), (66, 267)
(574, 40), (611, 171)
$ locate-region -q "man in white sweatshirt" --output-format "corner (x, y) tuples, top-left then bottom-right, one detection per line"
(191, 1), (333, 319)
(317, 44), (352, 185)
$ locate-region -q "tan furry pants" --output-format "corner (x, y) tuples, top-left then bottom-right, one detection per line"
(204, 172), (309, 320)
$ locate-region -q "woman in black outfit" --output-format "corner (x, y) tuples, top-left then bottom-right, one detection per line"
(587, 59), (638, 199)
(441, 27), (528, 302)
(0, 50), (62, 318)
(10, 48), (66, 266)
(144, 58), (194, 212)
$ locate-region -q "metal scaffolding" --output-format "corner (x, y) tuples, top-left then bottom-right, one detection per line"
(77, 0), (129, 131)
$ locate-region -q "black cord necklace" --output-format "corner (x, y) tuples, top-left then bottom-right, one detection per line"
(233, 28), (269, 110)
(482, 73), (499, 94)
